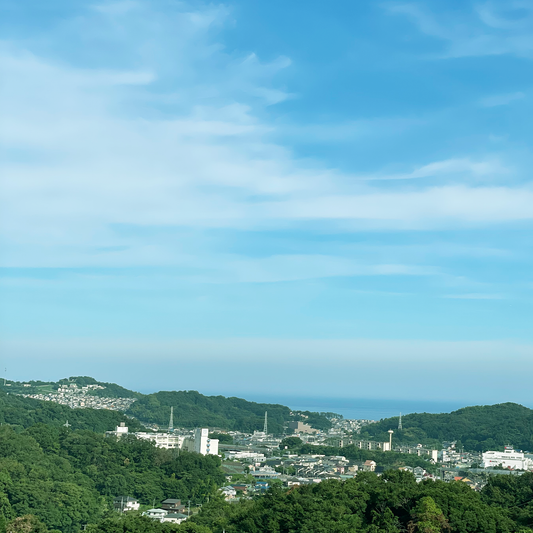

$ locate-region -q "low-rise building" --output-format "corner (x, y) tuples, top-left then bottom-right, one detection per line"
(250, 466), (281, 479)
(362, 460), (377, 472)
(220, 486), (237, 500)
(160, 499), (185, 513)
(162, 513), (188, 524)
(482, 446), (533, 470)
(113, 496), (140, 512)
(288, 421), (316, 434)
(142, 509), (168, 522)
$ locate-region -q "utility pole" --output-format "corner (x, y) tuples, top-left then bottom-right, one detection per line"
(187, 500), (191, 517)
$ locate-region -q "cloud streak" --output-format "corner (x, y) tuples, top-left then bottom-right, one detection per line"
(388, 2), (533, 58)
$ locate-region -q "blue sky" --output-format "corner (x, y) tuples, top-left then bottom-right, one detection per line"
(1, 0), (533, 405)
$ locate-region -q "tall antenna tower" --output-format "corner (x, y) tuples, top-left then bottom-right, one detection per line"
(398, 412), (402, 430)
(263, 411), (268, 435)
(168, 406), (174, 432)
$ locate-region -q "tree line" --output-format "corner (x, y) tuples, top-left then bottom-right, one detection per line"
(359, 403), (533, 452)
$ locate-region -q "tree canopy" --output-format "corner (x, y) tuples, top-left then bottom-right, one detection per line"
(359, 403), (533, 452)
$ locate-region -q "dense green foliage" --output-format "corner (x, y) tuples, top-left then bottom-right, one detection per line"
(0, 392), (143, 433)
(126, 391), (331, 434)
(279, 437), (302, 450)
(189, 471), (533, 533)
(209, 433), (233, 444)
(0, 425), (224, 533)
(295, 411), (338, 431)
(360, 403), (533, 452)
(7, 470), (533, 533)
(482, 472), (533, 528)
(86, 514), (211, 533)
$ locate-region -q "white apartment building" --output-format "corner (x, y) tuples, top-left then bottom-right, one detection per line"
(135, 432), (185, 449)
(105, 423), (129, 439)
(193, 428), (219, 455)
(482, 447), (533, 470)
(224, 450), (266, 463)
(106, 424), (218, 455)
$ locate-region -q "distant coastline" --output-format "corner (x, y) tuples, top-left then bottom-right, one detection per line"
(236, 395), (512, 421)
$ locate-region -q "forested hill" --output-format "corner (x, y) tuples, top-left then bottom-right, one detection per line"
(2, 376), (334, 433)
(0, 391), (143, 433)
(125, 390), (333, 434)
(359, 402), (533, 452)
(0, 376), (142, 399)
(0, 424), (223, 532)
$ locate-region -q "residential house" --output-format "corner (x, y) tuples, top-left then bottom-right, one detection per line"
(250, 466), (280, 479)
(161, 499), (185, 513)
(362, 460), (377, 472)
(142, 509), (168, 522)
(220, 486), (237, 500)
(113, 496), (140, 512)
(231, 484), (248, 494)
(162, 513), (188, 524)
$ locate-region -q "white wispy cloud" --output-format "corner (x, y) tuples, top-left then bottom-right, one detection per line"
(364, 158), (508, 181)
(480, 91), (525, 107)
(442, 293), (506, 300)
(387, 2), (533, 58)
(1, 0), (533, 280)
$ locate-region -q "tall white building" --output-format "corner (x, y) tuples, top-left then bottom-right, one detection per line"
(482, 446), (533, 470)
(193, 428), (219, 455)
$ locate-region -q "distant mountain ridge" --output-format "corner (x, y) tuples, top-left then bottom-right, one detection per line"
(0, 389), (143, 432)
(1, 376), (335, 434)
(359, 402), (533, 452)
(6, 377), (532, 447)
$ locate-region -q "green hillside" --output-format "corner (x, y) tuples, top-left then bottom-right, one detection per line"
(359, 402), (533, 452)
(0, 391), (143, 433)
(188, 471), (533, 533)
(0, 424), (223, 533)
(126, 390), (324, 434)
(1, 377), (333, 433)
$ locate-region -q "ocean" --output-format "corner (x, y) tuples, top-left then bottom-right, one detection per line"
(242, 395), (497, 421)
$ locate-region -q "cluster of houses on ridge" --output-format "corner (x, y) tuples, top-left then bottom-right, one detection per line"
(16, 383), (136, 411)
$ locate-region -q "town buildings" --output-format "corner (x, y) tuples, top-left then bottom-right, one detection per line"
(482, 447), (533, 470)
(105, 425), (219, 455)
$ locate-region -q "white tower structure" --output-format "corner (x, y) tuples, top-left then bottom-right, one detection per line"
(388, 430), (394, 451)
(168, 406), (174, 432)
(194, 428), (219, 456)
(263, 411), (268, 435)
